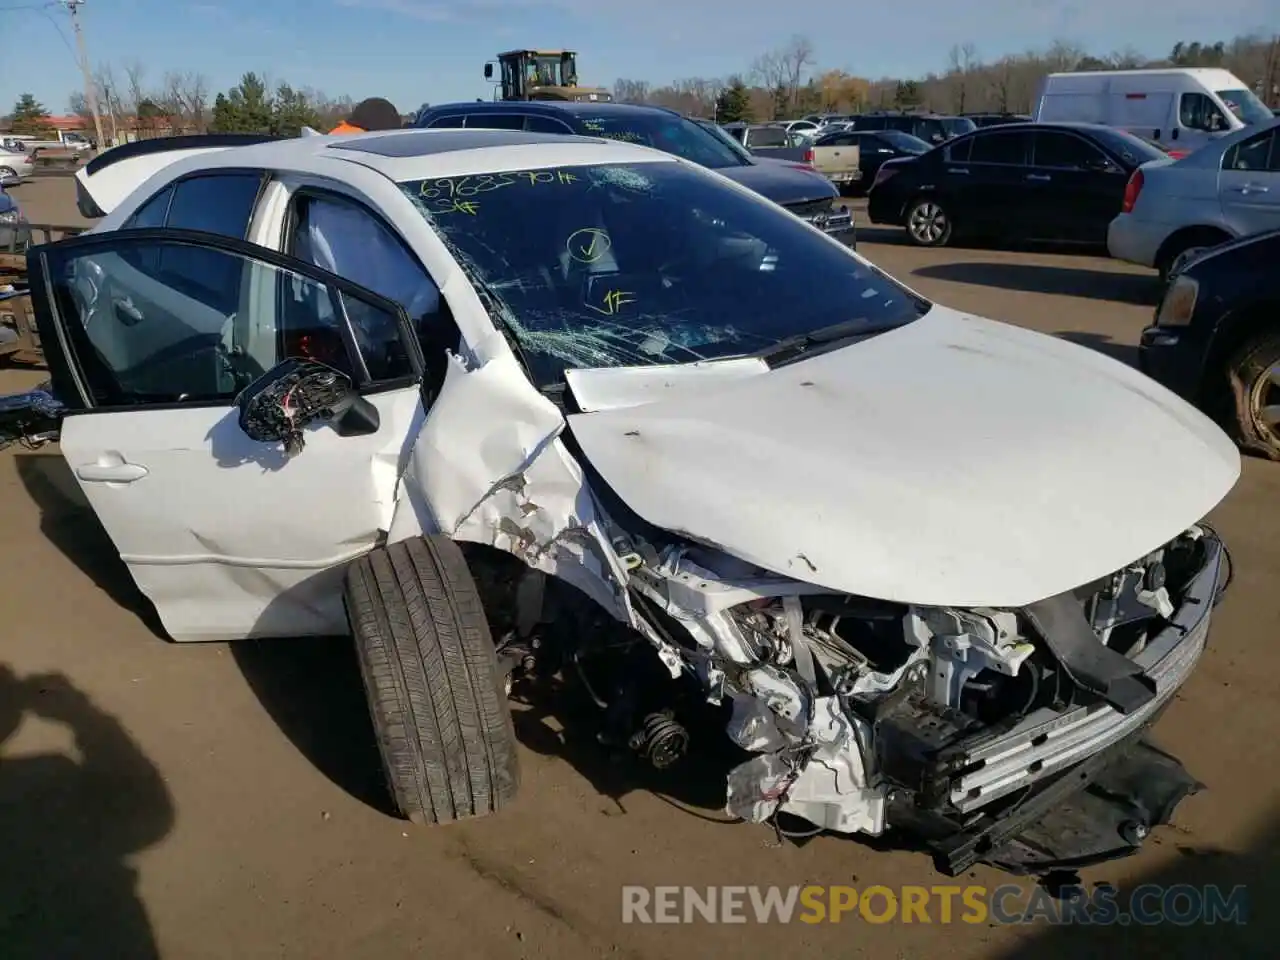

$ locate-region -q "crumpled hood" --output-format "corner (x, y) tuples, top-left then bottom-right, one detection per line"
(566, 306), (1241, 608)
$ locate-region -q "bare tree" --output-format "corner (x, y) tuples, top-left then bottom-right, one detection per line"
(947, 42), (980, 112)
(778, 35), (816, 108)
(749, 50), (786, 92)
(613, 79), (650, 103)
(161, 72), (210, 133)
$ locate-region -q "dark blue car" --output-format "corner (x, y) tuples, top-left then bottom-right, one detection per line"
(415, 101), (854, 244)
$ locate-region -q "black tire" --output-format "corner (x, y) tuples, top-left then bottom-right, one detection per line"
(905, 196), (953, 247)
(0, 166), (15, 181)
(344, 536), (519, 823)
(1224, 330), (1280, 462)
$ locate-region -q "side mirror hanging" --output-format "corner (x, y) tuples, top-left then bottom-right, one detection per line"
(235, 358), (359, 458)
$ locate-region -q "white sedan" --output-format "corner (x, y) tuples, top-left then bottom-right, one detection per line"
(0, 128), (1240, 875)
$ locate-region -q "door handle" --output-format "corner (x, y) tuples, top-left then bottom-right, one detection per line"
(76, 462), (149, 483)
(946, 167), (969, 174)
(1026, 173), (1052, 182)
(1233, 184), (1270, 194)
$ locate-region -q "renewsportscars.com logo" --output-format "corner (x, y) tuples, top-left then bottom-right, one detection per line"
(621, 884), (1250, 926)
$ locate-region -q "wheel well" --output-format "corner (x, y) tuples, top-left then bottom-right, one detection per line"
(1155, 226), (1232, 273)
(1199, 301), (1280, 410)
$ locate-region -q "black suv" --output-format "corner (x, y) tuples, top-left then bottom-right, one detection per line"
(846, 112), (975, 145)
(415, 101), (854, 243)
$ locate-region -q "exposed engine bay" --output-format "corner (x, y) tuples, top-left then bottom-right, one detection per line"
(489, 522), (1226, 875)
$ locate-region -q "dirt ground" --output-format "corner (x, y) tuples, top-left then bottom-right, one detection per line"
(3, 177), (1279, 959)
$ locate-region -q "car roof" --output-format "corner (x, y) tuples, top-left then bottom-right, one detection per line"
(421, 100), (683, 121)
(131, 128), (677, 188)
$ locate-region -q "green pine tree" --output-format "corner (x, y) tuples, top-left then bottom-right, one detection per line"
(271, 84), (321, 136)
(715, 77), (753, 123)
(210, 73), (274, 133)
(9, 93), (53, 136)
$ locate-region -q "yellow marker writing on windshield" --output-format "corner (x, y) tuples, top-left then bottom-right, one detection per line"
(590, 289), (635, 316)
(567, 228), (611, 263)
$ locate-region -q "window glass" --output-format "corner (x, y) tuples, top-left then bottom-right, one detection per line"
(47, 237), (410, 407)
(123, 186), (172, 229)
(524, 115), (571, 134)
(401, 161), (928, 389)
(572, 113), (746, 169)
(1179, 93), (1227, 132)
(1223, 130), (1276, 171)
(969, 131), (1029, 164)
(290, 193), (439, 380)
(1032, 131), (1107, 169)
(946, 137), (973, 162)
(164, 173), (262, 238)
(466, 113), (526, 130)
(427, 115), (465, 129)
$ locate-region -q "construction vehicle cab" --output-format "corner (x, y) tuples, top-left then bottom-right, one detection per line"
(485, 50), (613, 103)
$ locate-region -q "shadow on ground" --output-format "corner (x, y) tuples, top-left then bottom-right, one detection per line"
(14, 453), (165, 639)
(229, 636), (396, 816)
(913, 261), (1159, 304)
(1054, 331), (1140, 367)
(0, 665), (174, 960)
(992, 809), (1280, 958)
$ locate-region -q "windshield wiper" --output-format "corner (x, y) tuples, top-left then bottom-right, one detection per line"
(748, 319), (899, 366)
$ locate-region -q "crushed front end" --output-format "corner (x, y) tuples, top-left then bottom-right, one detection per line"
(610, 523), (1227, 875)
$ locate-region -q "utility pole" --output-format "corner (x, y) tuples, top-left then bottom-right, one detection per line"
(65, 0), (105, 149)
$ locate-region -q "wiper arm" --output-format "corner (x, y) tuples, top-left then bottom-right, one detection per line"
(748, 319), (890, 365)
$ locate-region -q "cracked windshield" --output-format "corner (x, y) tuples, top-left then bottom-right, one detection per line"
(401, 162), (927, 387)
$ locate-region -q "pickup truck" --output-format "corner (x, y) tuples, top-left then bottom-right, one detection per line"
(719, 122), (813, 163)
(809, 137), (861, 191)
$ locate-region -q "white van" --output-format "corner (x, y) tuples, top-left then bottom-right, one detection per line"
(1033, 68), (1273, 154)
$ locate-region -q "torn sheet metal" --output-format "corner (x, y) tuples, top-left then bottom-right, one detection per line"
(387, 348), (630, 619)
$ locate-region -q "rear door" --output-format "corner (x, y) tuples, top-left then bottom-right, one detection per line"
(945, 129), (1033, 236)
(1027, 130), (1128, 241)
(28, 229), (427, 643)
(1219, 126), (1280, 234)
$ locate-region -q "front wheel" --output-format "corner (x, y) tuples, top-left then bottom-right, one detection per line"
(1225, 330), (1280, 462)
(905, 197), (953, 247)
(0, 166), (16, 181)
(345, 537), (520, 824)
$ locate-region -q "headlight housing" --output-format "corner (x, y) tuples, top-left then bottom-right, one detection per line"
(1155, 274), (1198, 327)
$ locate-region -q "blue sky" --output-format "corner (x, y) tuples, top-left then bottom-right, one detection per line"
(3, 0), (1276, 116)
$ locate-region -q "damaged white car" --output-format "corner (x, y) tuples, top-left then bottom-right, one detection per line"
(0, 129), (1241, 876)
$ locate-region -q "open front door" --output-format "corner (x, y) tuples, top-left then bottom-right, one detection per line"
(28, 229), (427, 642)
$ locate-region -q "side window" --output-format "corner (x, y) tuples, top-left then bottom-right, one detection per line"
(164, 173), (263, 239)
(427, 115), (466, 129)
(44, 237), (410, 407)
(969, 131), (1029, 165)
(524, 115), (572, 134)
(123, 186), (173, 229)
(947, 137), (973, 162)
(288, 192), (451, 383)
(465, 113), (526, 130)
(1179, 93), (1226, 132)
(1223, 130), (1276, 171)
(1032, 131), (1108, 170)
